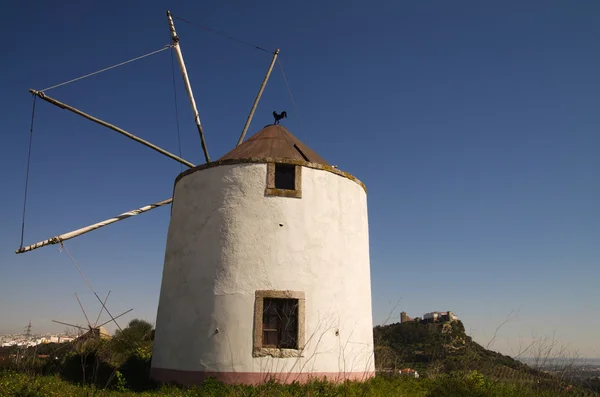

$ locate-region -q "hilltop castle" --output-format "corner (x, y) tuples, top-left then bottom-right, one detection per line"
(400, 311), (459, 324)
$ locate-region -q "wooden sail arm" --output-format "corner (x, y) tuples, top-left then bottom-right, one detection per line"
(94, 291), (111, 327)
(237, 49), (280, 146)
(96, 308), (133, 328)
(51, 320), (88, 331)
(75, 293), (93, 329)
(16, 198), (173, 254)
(29, 90), (195, 168)
(167, 11), (210, 163)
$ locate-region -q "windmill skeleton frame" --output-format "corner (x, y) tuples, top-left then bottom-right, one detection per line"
(17, 11), (280, 254)
(51, 291), (134, 336)
(52, 310), (134, 332)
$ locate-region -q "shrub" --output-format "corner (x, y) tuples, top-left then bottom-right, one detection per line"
(118, 351), (156, 391)
(427, 372), (492, 397)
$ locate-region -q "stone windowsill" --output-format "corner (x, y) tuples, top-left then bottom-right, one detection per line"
(253, 347), (304, 358)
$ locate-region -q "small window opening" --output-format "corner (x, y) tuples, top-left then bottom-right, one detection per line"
(262, 298), (298, 349)
(274, 164), (296, 190)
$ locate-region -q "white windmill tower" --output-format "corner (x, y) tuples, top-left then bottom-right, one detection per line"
(16, 11), (375, 385)
(151, 123), (375, 385)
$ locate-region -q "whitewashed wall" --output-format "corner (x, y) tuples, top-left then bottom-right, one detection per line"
(152, 163), (374, 383)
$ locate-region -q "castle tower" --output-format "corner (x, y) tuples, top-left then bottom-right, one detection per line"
(400, 312), (413, 323)
(151, 125), (375, 385)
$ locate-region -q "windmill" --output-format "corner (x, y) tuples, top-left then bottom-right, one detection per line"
(51, 292), (133, 341)
(16, 11), (376, 386)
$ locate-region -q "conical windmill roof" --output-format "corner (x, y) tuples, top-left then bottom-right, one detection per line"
(96, 326), (111, 338)
(219, 124), (329, 165)
(79, 326), (112, 340)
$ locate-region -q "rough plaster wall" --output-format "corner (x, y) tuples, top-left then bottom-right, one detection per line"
(152, 163), (374, 375)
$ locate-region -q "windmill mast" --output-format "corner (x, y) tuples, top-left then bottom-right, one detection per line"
(167, 11), (210, 163)
(237, 49), (280, 146)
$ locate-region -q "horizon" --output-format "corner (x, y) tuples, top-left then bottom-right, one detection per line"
(4, 321), (600, 364)
(1, 0), (598, 359)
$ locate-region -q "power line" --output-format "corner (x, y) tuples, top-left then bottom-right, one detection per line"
(278, 57), (308, 143)
(40, 45), (173, 92)
(172, 15), (274, 54)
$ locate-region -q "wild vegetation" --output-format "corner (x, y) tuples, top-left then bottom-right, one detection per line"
(374, 319), (598, 395)
(374, 320), (543, 378)
(1, 318), (597, 396)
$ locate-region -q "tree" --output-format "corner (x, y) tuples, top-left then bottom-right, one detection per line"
(108, 319), (153, 361)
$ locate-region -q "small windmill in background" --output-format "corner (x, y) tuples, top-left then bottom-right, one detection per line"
(52, 291), (133, 341)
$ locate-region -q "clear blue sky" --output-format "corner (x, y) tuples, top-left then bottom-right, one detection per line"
(1, 0), (598, 358)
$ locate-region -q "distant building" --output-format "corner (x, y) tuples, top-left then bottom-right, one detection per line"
(423, 311), (458, 323)
(400, 310), (459, 324)
(0, 334), (75, 348)
(400, 312), (414, 323)
(49, 335), (75, 343)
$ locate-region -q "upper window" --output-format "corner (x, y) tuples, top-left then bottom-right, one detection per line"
(274, 164), (296, 190)
(265, 163), (302, 198)
(253, 290), (305, 357)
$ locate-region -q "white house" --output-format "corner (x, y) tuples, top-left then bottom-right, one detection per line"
(151, 124), (375, 385)
(423, 311), (459, 322)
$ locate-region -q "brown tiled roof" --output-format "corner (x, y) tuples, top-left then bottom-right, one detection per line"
(219, 124), (329, 165)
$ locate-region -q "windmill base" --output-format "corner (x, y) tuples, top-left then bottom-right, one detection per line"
(151, 368), (375, 385)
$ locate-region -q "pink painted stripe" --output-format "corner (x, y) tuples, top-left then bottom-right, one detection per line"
(151, 367), (376, 385)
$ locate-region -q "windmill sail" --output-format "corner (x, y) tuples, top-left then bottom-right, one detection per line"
(16, 198), (173, 254)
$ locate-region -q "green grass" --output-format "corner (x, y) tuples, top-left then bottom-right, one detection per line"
(1, 370), (591, 397)
(2, 318), (595, 396)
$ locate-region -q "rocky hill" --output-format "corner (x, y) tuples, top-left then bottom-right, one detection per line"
(373, 319), (548, 382)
